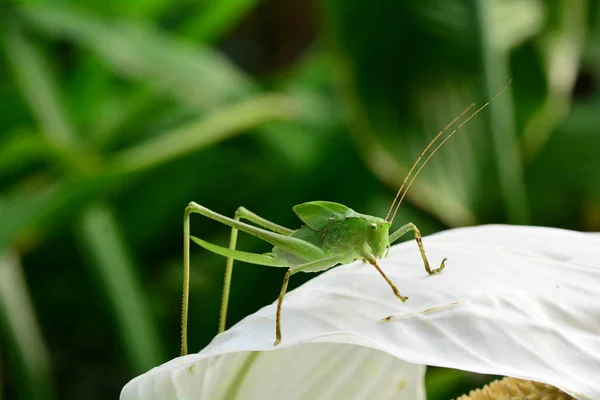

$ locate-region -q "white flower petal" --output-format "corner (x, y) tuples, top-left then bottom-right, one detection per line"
(121, 344), (425, 399)
(122, 225), (600, 400)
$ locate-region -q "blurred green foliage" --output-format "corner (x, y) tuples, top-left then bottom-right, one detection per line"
(0, 0), (598, 398)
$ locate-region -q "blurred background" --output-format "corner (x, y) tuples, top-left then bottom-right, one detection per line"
(0, 0), (598, 399)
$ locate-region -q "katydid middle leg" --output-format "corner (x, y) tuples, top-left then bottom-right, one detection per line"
(221, 207), (293, 332)
(274, 254), (345, 346)
(274, 268), (291, 346)
(389, 222), (446, 275)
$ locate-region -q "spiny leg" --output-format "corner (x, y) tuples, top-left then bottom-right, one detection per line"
(182, 203), (298, 356)
(389, 222), (446, 275)
(275, 268), (292, 346)
(273, 254), (344, 346)
(220, 207), (293, 333)
(234, 207), (294, 235)
(368, 259), (408, 302)
(182, 207), (192, 356)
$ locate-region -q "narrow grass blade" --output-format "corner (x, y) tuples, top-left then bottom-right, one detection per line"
(109, 94), (298, 174)
(0, 249), (55, 400)
(2, 18), (75, 146)
(182, 0), (263, 42)
(77, 204), (164, 372)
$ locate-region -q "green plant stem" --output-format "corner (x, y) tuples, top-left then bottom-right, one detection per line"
(0, 249), (55, 400)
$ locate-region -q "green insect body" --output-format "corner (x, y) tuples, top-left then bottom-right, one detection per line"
(275, 202), (391, 269)
(180, 82), (511, 355)
(183, 200), (443, 353)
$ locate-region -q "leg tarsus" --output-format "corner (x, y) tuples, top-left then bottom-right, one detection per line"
(431, 257), (447, 275)
(275, 268), (292, 346)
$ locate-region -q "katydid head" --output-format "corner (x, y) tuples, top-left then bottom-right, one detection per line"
(367, 219), (391, 259)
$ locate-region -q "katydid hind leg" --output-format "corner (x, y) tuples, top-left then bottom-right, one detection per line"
(187, 202), (326, 261)
(182, 203), (299, 356)
(182, 206), (192, 356)
(220, 207), (294, 334)
(389, 222), (446, 275)
(235, 206), (294, 235)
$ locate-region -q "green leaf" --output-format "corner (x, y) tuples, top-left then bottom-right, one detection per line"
(0, 184), (63, 250)
(3, 11), (165, 376)
(21, 4), (255, 111)
(2, 17), (75, 146)
(323, 0), (549, 225)
(474, 0), (530, 224)
(0, 129), (51, 180)
(182, 0), (264, 42)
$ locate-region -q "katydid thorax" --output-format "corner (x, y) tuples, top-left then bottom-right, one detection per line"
(180, 82), (512, 355)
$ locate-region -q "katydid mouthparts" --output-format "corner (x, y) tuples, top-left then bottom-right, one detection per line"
(180, 81), (512, 355)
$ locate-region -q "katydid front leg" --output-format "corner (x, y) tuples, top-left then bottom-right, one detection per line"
(366, 257), (408, 302)
(389, 222), (446, 275)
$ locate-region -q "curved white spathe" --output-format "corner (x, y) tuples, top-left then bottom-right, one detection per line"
(122, 225), (600, 400)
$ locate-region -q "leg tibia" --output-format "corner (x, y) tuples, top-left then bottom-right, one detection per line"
(275, 269), (292, 346)
(235, 207), (293, 235)
(389, 222), (446, 275)
(220, 206), (293, 333)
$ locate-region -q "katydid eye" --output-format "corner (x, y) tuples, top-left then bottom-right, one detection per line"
(370, 223), (377, 230)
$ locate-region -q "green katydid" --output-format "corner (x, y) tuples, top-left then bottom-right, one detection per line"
(180, 82), (511, 355)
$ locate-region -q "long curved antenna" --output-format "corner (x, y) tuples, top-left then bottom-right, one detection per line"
(389, 80), (512, 224)
(384, 103), (475, 222)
